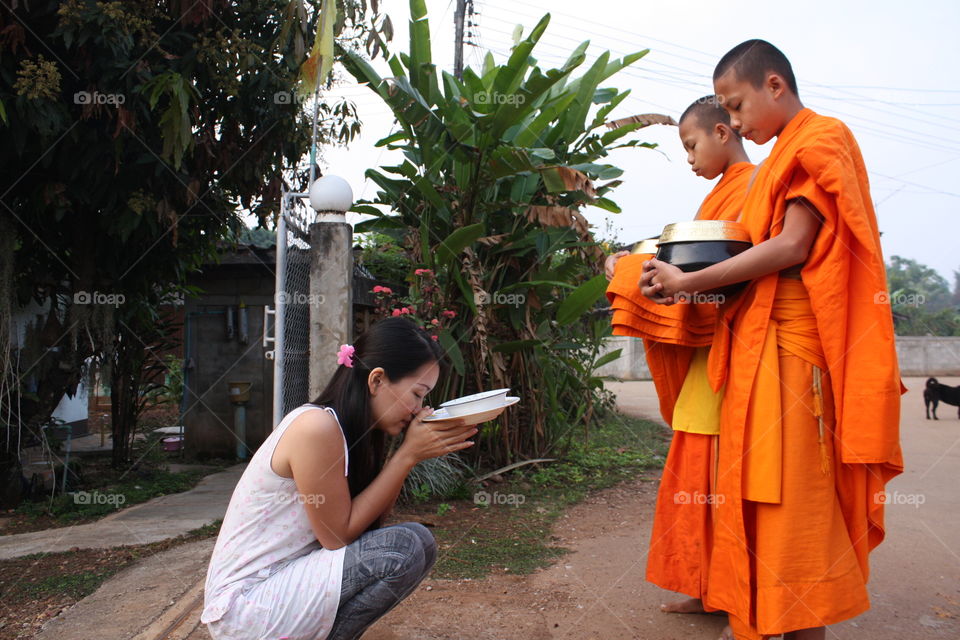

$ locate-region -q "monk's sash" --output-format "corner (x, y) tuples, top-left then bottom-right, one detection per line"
(743, 277), (827, 504)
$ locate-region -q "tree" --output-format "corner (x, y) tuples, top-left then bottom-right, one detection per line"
(885, 256), (959, 336)
(343, 0), (665, 464)
(0, 0), (389, 499)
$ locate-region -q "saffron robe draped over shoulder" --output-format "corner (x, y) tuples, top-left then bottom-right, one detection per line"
(604, 161), (753, 603)
(703, 109), (904, 638)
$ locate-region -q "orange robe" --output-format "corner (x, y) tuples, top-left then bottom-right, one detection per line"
(703, 109), (904, 638)
(605, 161), (753, 602)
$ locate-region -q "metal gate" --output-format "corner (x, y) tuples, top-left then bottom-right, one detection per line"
(266, 190), (313, 428)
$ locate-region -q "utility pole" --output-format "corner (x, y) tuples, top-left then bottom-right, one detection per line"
(454, 0), (466, 79)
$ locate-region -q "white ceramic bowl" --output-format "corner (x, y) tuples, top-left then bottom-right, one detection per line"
(424, 397), (519, 425)
(438, 388), (510, 418)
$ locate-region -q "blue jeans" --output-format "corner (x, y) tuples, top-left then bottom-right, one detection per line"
(326, 522), (436, 640)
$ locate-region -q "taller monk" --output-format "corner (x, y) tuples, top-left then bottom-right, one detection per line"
(641, 39), (903, 640)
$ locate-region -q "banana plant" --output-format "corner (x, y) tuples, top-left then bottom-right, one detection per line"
(341, 0), (667, 464)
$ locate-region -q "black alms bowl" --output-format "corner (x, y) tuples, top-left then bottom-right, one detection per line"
(654, 221), (752, 295)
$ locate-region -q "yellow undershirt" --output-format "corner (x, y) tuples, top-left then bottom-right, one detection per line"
(671, 346), (723, 435)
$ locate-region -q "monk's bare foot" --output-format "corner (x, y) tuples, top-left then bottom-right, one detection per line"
(718, 624), (734, 640)
(660, 597), (706, 613)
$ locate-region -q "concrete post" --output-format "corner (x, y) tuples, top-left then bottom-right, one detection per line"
(309, 219), (353, 398)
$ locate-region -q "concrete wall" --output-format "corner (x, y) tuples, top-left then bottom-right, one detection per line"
(595, 335), (960, 380)
(895, 337), (960, 376)
(595, 336), (652, 380)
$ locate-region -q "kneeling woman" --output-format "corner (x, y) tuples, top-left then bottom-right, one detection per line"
(202, 318), (476, 639)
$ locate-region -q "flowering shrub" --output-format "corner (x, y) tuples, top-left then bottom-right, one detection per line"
(371, 269), (457, 341)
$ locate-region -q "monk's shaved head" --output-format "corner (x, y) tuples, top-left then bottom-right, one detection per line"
(679, 96), (739, 137)
(713, 39), (799, 97)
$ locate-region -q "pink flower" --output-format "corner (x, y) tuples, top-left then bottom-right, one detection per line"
(401, 307), (412, 315)
(442, 310), (457, 318)
(431, 318), (439, 326)
(431, 334), (439, 341)
(415, 268), (434, 276)
(372, 285), (392, 295)
(337, 344), (355, 368)
(392, 308), (402, 317)
(372, 285), (384, 293)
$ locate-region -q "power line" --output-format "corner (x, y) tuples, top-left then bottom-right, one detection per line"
(868, 171), (960, 198)
(481, 0), (960, 128)
(824, 85), (960, 93)
(477, 34), (960, 192)
(480, 28), (960, 155)
(478, 15), (960, 153)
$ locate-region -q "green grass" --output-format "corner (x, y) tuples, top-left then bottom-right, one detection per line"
(22, 570), (113, 599)
(421, 412), (668, 579)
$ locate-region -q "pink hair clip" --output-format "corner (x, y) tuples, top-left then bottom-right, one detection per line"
(337, 344), (355, 368)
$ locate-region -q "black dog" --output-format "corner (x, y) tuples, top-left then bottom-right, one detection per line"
(924, 377), (960, 419)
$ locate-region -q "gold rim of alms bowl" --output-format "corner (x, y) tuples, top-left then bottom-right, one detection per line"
(658, 220), (750, 244)
(631, 237), (661, 255)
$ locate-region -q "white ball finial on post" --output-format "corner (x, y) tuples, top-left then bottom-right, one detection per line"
(308, 175), (353, 222)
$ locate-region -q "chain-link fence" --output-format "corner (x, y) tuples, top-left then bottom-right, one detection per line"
(272, 193), (313, 427)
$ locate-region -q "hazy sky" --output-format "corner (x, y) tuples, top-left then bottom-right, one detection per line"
(321, 0), (960, 285)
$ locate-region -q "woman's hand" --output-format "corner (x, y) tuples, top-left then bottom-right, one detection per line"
(396, 407), (477, 466)
(604, 251), (629, 280)
(640, 259), (688, 305)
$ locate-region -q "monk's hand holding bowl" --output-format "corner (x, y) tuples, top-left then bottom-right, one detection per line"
(641, 258), (687, 306)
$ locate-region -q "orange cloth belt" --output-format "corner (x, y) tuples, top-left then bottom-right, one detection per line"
(742, 278), (826, 504)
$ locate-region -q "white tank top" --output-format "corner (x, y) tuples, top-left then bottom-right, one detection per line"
(201, 404), (349, 625)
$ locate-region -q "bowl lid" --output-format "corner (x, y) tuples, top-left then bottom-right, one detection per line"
(659, 220), (750, 244)
(439, 388), (511, 408)
(631, 237), (660, 254)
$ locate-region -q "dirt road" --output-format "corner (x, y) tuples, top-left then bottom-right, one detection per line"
(362, 377), (960, 639)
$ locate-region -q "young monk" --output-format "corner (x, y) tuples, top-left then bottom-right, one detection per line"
(605, 96), (752, 624)
(641, 40), (903, 640)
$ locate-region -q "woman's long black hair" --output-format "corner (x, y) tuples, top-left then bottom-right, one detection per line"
(311, 317), (443, 503)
